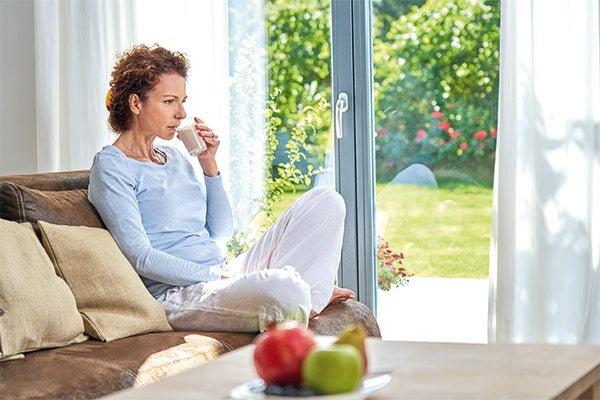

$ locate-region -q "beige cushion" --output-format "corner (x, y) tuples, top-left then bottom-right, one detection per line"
(38, 221), (172, 342)
(0, 220), (87, 361)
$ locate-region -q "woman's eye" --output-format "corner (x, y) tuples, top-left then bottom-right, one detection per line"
(164, 100), (173, 105)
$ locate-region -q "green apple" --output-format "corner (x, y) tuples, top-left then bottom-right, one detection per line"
(302, 344), (363, 395)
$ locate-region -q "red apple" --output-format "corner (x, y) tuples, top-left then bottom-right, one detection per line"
(253, 323), (317, 387)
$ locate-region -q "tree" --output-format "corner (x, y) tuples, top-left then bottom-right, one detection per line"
(373, 0), (500, 181)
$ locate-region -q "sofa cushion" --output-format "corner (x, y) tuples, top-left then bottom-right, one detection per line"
(0, 220), (87, 361)
(0, 183), (104, 237)
(38, 221), (172, 342)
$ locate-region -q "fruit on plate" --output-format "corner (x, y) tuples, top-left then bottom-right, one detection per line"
(334, 323), (368, 374)
(253, 323), (317, 387)
(302, 344), (364, 395)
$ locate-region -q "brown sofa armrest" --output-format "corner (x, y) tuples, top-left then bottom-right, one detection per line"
(308, 299), (381, 338)
(0, 170), (89, 191)
(0, 184), (103, 226)
(0, 170), (104, 238)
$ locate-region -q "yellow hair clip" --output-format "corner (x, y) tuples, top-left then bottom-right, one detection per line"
(105, 88), (114, 111)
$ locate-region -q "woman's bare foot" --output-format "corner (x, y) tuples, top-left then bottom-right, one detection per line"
(330, 286), (356, 304)
(310, 286), (356, 319)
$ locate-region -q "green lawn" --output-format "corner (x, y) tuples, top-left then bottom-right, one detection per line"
(376, 182), (492, 278)
(271, 182), (493, 279)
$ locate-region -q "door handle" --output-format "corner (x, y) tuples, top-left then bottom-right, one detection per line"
(335, 92), (348, 139)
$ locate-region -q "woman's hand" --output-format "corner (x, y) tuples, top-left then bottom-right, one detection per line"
(193, 117), (220, 177)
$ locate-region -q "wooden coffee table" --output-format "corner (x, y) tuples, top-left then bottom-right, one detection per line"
(104, 339), (600, 399)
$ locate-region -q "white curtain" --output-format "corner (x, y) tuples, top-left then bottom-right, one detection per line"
(489, 0), (600, 344)
(33, 0), (135, 171)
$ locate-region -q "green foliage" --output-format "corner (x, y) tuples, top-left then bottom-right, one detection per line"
(226, 230), (253, 260)
(266, 0), (332, 170)
(373, 0), (500, 182)
(262, 89), (328, 225)
(373, 0), (426, 34)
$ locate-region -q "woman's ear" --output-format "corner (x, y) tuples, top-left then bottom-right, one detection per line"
(129, 93), (141, 115)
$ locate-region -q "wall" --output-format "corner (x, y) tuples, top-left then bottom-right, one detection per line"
(0, 0), (37, 175)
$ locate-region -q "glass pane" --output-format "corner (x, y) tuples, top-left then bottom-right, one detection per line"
(226, 0), (334, 257)
(372, 0), (500, 342)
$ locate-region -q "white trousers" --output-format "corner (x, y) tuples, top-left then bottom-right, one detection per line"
(159, 187), (346, 332)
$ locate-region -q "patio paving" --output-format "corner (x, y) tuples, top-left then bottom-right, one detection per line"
(376, 277), (489, 343)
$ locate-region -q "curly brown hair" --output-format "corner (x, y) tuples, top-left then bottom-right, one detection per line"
(108, 44), (190, 132)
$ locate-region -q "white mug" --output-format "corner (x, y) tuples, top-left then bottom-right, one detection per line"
(177, 119), (207, 156)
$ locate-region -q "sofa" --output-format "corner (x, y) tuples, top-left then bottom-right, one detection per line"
(0, 170), (381, 400)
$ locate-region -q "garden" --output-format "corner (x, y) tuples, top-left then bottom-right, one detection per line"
(227, 0), (500, 289)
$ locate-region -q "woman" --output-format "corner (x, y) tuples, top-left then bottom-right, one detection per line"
(89, 44), (354, 332)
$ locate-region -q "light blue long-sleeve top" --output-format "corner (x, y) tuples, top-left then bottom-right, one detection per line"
(88, 145), (234, 298)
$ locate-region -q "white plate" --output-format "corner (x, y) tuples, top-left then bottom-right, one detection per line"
(229, 373), (392, 400)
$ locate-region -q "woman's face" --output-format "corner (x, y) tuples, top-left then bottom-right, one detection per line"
(134, 73), (187, 140)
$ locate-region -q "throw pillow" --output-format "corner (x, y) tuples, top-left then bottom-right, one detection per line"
(0, 220), (87, 361)
(0, 183), (104, 238)
(38, 221), (172, 342)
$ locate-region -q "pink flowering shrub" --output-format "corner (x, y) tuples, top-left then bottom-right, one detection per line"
(374, 103), (497, 182)
(376, 236), (412, 291)
(424, 109), (497, 161)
